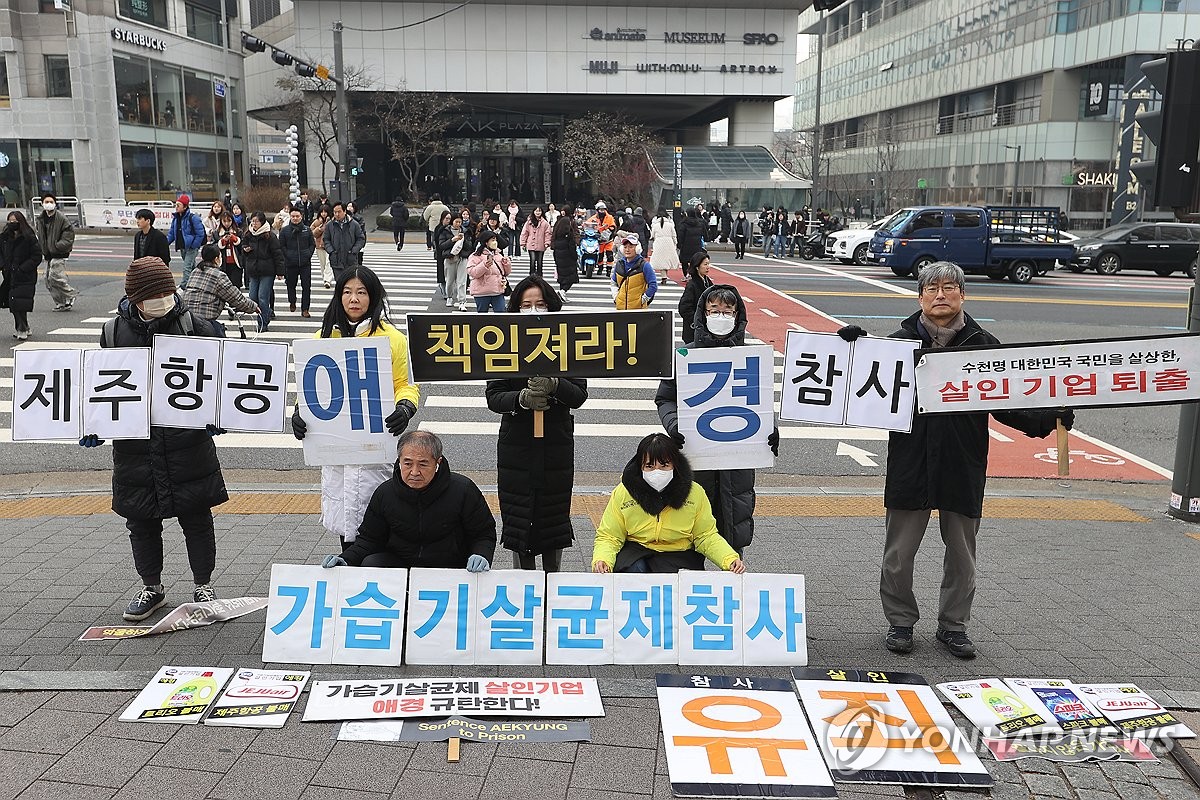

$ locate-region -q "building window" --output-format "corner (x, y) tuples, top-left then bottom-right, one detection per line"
(186, 2), (224, 46)
(249, 0), (281, 28)
(115, 55), (153, 125)
(0, 57), (9, 108)
(183, 70), (216, 133)
(38, 0), (63, 12)
(118, 0), (168, 29)
(45, 56), (71, 98)
(152, 63), (183, 129)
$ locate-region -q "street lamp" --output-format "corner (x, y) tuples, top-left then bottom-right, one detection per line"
(1004, 144), (1022, 205)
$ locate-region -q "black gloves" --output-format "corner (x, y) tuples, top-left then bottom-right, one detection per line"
(768, 427), (780, 456)
(291, 408), (307, 440)
(78, 434), (105, 448)
(205, 424), (226, 437)
(668, 427), (685, 448)
(519, 389), (550, 411)
(1057, 409), (1075, 431)
(526, 376), (558, 396)
(837, 324), (867, 342)
(385, 399), (418, 436)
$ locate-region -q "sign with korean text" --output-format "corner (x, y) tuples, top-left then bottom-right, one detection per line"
(1002, 678), (1107, 733)
(676, 345), (775, 471)
(150, 335), (221, 429)
(217, 339), (289, 433)
(119, 666), (234, 724)
(779, 332), (919, 432)
(795, 668), (992, 788)
(205, 668), (310, 728)
(915, 334), (1200, 413)
(1075, 684), (1196, 739)
(302, 677), (604, 722)
(657, 673), (835, 799)
(545, 572), (615, 665)
(405, 311), (675, 381)
(82, 347), (151, 440)
(293, 337), (394, 466)
(935, 678), (1060, 738)
(985, 735), (1156, 763)
(12, 349), (82, 440)
(79, 597), (267, 640)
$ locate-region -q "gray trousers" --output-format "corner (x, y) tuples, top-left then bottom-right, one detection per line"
(44, 257), (78, 305)
(880, 508), (980, 632)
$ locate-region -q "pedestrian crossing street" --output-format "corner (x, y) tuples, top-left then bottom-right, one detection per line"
(2, 243), (891, 449)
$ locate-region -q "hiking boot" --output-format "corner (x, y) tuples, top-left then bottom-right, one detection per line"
(936, 628), (977, 659)
(193, 583), (216, 603)
(885, 625), (914, 654)
(124, 585), (167, 621)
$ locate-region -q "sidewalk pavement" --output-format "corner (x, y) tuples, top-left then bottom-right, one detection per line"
(0, 471), (1197, 800)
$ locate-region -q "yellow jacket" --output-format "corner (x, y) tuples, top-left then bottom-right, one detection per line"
(591, 481), (739, 571)
(318, 320), (420, 407)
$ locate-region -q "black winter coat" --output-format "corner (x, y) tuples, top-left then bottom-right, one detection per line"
(342, 459), (496, 568)
(278, 223), (316, 270)
(0, 230), (40, 313)
(437, 225), (474, 259)
(486, 375), (588, 555)
(656, 284), (756, 552)
(133, 228), (171, 264)
(624, 213), (650, 250)
(677, 216), (705, 265)
(241, 229), (285, 278)
(885, 311), (1059, 518)
(678, 273), (713, 345)
(105, 298), (228, 521)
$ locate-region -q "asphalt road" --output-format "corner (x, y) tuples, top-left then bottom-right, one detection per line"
(0, 233), (1190, 481)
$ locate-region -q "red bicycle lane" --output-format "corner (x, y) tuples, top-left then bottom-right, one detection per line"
(675, 263), (1171, 482)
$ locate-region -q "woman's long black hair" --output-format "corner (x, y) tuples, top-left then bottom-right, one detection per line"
(5, 210), (35, 239)
(505, 275), (562, 313)
(320, 266), (388, 338)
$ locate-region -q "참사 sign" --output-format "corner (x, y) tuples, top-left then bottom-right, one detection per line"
(915, 333), (1200, 413)
(404, 310), (675, 381)
(675, 344), (775, 471)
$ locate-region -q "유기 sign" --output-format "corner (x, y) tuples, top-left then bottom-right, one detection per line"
(405, 310), (675, 381)
(292, 337), (394, 466)
(915, 333), (1200, 413)
(11, 349), (82, 440)
(675, 345), (775, 471)
(657, 673), (835, 799)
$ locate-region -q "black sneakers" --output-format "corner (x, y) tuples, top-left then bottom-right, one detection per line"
(885, 625), (914, 654)
(193, 584), (216, 603)
(124, 585), (167, 621)
(936, 628), (977, 659)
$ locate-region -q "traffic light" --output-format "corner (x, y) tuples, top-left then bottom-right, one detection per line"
(270, 48), (294, 67)
(294, 61), (316, 78)
(812, 0), (848, 10)
(347, 147), (361, 177)
(1132, 50), (1200, 209)
(240, 31), (266, 52)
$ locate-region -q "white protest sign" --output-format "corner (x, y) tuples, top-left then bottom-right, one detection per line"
(1075, 683), (1196, 739)
(11, 349), (82, 440)
(915, 333), (1200, 413)
(303, 677), (605, 722)
(293, 337), (394, 466)
(83, 347), (151, 440)
(613, 573), (679, 665)
(780, 331), (918, 432)
(795, 668), (992, 788)
(741, 573), (808, 666)
(936, 678), (1061, 737)
(657, 674), (834, 799)
(1003, 678), (1107, 733)
(475, 570), (546, 666)
(545, 573), (615, 665)
(263, 564), (337, 664)
(676, 344), (775, 470)
(119, 666), (234, 724)
(218, 339), (290, 433)
(150, 334), (221, 429)
(677, 571), (743, 667)
(330, 568), (409, 667)
(205, 668), (310, 728)
(404, 568), (478, 665)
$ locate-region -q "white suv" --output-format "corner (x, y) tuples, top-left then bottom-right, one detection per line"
(826, 220), (884, 265)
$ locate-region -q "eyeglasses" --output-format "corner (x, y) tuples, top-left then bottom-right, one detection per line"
(921, 284), (962, 296)
(706, 310), (735, 318)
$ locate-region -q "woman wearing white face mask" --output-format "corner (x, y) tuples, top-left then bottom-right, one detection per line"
(591, 433), (746, 574)
(654, 285), (779, 559)
(466, 231), (511, 313)
(485, 276), (587, 572)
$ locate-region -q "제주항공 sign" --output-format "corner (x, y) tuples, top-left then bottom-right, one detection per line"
(915, 333), (1200, 413)
(405, 310), (675, 381)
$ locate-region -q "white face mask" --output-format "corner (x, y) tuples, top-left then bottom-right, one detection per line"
(139, 294), (175, 318)
(706, 314), (736, 337)
(643, 468), (673, 492)
(42, 202), (56, 213)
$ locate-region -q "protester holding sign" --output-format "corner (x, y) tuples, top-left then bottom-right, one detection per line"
(485, 276), (588, 572)
(611, 235), (657, 310)
(80, 256), (228, 622)
(656, 285), (779, 556)
(291, 267), (421, 549)
(0, 210), (39, 341)
(591, 433), (746, 574)
(320, 431), (495, 571)
(839, 261), (1073, 659)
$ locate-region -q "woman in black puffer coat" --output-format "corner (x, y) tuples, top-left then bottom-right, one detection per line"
(485, 276), (588, 571)
(0, 210), (40, 339)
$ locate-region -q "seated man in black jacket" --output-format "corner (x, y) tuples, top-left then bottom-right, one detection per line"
(321, 431), (496, 572)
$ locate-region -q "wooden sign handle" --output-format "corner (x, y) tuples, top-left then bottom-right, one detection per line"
(1056, 419), (1070, 477)
(448, 736), (461, 762)
(533, 409), (545, 438)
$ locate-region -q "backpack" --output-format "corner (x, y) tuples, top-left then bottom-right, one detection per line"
(103, 310), (193, 348)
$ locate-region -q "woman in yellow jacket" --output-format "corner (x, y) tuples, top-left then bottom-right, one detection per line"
(290, 266), (421, 548)
(592, 433), (746, 574)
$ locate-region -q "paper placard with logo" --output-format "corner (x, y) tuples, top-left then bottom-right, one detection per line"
(795, 668), (992, 788)
(119, 666), (234, 724)
(1075, 683), (1196, 738)
(1003, 678), (1107, 732)
(205, 669), (310, 728)
(936, 678), (1062, 738)
(11, 348), (83, 441)
(302, 677), (604, 722)
(915, 333), (1200, 414)
(292, 337), (395, 466)
(675, 344), (775, 471)
(656, 673), (835, 799)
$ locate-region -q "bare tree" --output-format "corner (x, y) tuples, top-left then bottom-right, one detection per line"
(558, 112), (659, 206)
(873, 113), (909, 215)
(275, 65), (373, 192)
(370, 86), (463, 200)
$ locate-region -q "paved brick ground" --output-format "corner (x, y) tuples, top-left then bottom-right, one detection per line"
(0, 477), (1197, 799)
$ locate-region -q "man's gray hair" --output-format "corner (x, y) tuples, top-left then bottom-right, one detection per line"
(397, 430), (443, 461)
(916, 261), (966, 293)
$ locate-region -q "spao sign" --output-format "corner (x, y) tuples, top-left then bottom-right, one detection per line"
(112, 27), (168, 52)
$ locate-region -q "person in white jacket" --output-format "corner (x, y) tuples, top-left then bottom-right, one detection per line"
(649, 210), (681, 282)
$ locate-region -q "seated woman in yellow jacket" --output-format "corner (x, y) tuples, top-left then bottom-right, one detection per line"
(592, 433), (747, 574)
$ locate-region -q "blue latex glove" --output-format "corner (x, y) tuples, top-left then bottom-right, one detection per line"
(466, 555), (490, 573)
(321, 554), (347, 568)
(79, 434), (105, 448)
(205, 424), (226, 437)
